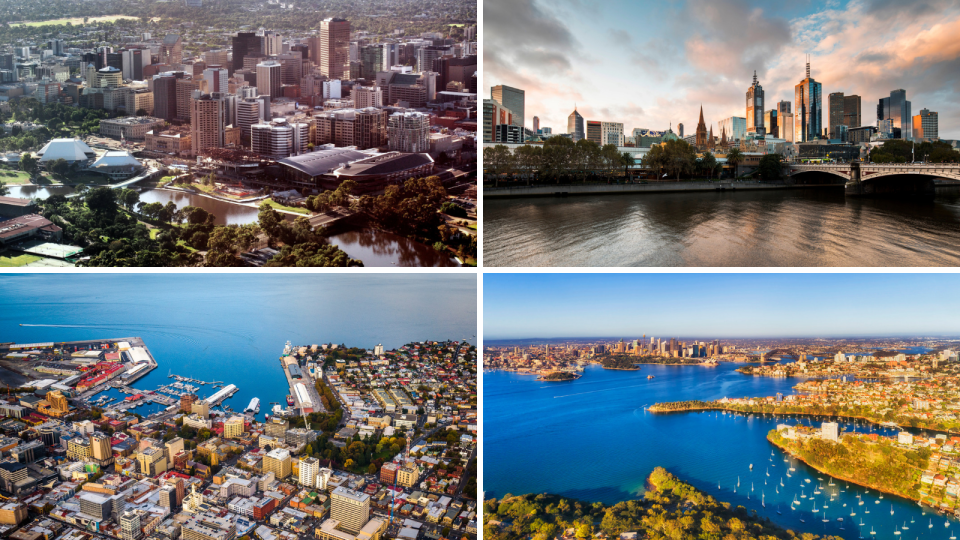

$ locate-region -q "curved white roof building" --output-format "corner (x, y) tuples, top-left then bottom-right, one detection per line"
(88, 151), (143, 180)
(37, 138), (96, 163)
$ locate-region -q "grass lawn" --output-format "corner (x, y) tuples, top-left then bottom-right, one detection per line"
(261, 199), (310, 215)
(148, 229), (159, 240)
(0, 253), (42, 267)
(0, 171), (34, 184)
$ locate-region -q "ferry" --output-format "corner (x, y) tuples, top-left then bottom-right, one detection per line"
(244, 397), (260, 414)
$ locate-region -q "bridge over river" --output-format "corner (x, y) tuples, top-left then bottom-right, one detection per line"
(783, 162), (960, 196)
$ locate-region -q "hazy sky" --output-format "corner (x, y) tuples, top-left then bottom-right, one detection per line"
(485, 0), (960, 139)
(484, 274), (960, 339)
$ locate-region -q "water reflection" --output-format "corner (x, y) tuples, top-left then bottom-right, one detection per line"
(328, 229), (459, 267)
(484, 187), (960, 266)
(7, 185), (456, 267)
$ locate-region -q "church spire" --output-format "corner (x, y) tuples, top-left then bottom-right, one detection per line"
(699, 105), (704, 125)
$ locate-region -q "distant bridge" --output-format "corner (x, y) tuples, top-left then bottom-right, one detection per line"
(783, 162), (960, 196)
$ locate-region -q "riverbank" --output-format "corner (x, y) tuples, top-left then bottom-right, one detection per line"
(483, 180), (839, 199)
(766, 429), (923, 505)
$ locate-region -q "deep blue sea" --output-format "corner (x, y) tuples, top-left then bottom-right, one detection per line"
(484, 360), (958, 540)
(0, 274), (477, 420)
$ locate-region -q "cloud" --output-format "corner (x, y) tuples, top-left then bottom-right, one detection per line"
(484, 0), (581, 78)
(681, 0), (792, 77)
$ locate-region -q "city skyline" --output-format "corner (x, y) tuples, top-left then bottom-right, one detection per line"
(486, 0), (960, 139)
(484, 274), (960, 339)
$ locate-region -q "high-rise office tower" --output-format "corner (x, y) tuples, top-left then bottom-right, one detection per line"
(843, 95), (861, 128)
(913, 108), (938, 142)
(746, 71), (765, 137)
(176, 77), (203, 122)
(877, 89), (912, 140)
(203, 66), (228, 94)
(120, 511), (141, 540)
(49, 39), (64, 56)
(794, 56), (822, 142)
(764, 109), (778, 139)
(261, 31), (283, 56)
(160, 34), (183, 66)
(152, 72), (185, 121)
(360, 45), (384, 80)
(387, 111), (430, 153)
(678, 123), (684, 139)
(777, 101), (793, 142)
(191, 92), (226, 155)
(491, 85), (524, 129)
(567, 107), (584, 142)
(121, 49), (145, 81)
(318, 18), (350, 79)
(232, 33), (261, 73)
(256, 61), (282, 98)
(330, 487), (370, 534)
(828, 92), (844, 139)
(237, 97), (265, 146)
(90, 433), (113, 463)
(299, 457), (319, 487)
(251, 118), (309, 159)
(533, 116), (539, 133)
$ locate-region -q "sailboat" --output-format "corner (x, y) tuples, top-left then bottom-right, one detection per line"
(869, 526), (876, 535)
(737, 476), (740, 487)
(902, 521), (908, 530)
(766, 468), (770, 477)
(780, 477), (784, 487)
(930, 519), (934, 529)
(890, 504), (894, 516)
(762, 492), (765, 508)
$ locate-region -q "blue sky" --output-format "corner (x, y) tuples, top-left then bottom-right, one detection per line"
(485, 0), (960, 139)
(484, 274), (960, 339)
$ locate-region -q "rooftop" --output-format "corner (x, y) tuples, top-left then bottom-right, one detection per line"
(0, 196), (35, 208)
(278, 148), (369, 177)
(102, 117), (164, 126)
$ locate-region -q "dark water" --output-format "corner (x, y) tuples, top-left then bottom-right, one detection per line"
(328, 230), (459, 267)
(0, 274), (476, 420)
(484, 188), (960, 266)
(6, 186), (452, 266)
(485, 363), (956, 539)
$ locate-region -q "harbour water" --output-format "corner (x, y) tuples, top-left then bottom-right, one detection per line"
(485, 361), (952, 540)
(5, 185), (454, 266)
(484, 188), (960, 266)
(0, 274), (477, 420)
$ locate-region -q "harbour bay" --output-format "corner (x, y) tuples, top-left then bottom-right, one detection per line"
(0, 274), (477, 420)
(485, 363), (956, 540)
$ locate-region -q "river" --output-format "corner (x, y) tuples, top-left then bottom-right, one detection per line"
(0, 274), (477, 421)
(485, 361), (953, 540)
(5, 185), (457, 266)
(483, 187), (960, 266)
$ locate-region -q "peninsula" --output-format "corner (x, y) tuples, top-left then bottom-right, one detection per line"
(483, 467), (842, 540)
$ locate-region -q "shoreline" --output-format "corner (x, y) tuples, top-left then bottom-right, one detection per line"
(483, 181), (831, 199)
(766, 432), (921, 505)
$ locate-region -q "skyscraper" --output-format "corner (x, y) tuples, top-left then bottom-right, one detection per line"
(828, 92), (845, 139)
(533, 116), (540, 134)
(191, 92), (225, 155)
(318, 18), (350, 79)
(877, 89), (911, 140)
(330, 487), (370, 534)
(256, 61), (282, 98)
(763, 110), (778, 139)
(586, 120), (602, 145)
(677, 123), (684, 139)
(202, 66), (228, 94)
(152, 71), (185, 121)
(777, 101), (793, 142)
(746, 71), (765, 137)
(567, 107), (584, 142)
(232, 33), (261, 73)
(491, 85), (524, 129)
(794, 57), (822, 142)
(913, 109), (938, 142)
(160, 34), (183, 66)
(843, 95), (861, 128)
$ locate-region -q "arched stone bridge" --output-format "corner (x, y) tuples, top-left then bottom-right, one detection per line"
(783, 163), (960, 196)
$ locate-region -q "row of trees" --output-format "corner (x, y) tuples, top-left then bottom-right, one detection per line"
(869, 139), (960, 163)
(484, 138), (636, 185)
(484, 137), (770, 185)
